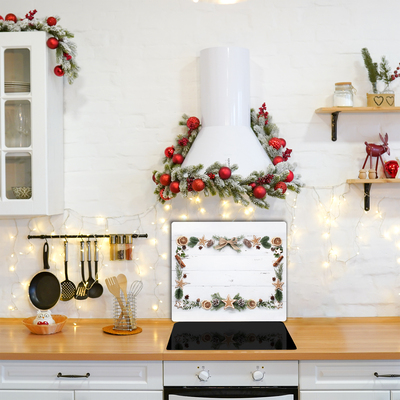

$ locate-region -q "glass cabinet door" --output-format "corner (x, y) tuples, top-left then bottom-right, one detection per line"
(4, 48), (30, 93)
(5, 100), (31, 148)
(5, 153), (32, 199)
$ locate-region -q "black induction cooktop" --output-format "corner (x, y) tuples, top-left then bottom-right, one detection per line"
(166, 321), (296, 351)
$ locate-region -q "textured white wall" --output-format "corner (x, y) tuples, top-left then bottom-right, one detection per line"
(2, 0), (400, 319)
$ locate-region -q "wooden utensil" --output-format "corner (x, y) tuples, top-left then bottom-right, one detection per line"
(117, 274), (128, 302)
(105, 276), (130, 326)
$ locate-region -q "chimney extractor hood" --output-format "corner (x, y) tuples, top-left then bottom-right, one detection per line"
(182, 47), (272, 176)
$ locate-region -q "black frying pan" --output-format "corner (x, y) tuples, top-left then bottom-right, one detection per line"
(28, 242), (61, 310)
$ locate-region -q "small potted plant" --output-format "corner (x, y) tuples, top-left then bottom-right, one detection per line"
(361, 48), (398, 107)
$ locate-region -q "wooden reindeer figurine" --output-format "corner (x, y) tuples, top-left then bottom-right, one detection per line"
(362, 133), (390, 179)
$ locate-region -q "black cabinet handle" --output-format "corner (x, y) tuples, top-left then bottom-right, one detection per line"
(57, 372), (90, 378)
(374, 372), (400, 378)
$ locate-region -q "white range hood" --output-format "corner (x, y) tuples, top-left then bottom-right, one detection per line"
(182, 46), (272, 176)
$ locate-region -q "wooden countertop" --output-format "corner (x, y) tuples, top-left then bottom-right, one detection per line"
(1, 317), (400, 361)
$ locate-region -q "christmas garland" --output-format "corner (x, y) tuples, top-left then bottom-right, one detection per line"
(0, 11), (78, 84)
(174, 235), (285, 311)
(152, 103), (303, 209)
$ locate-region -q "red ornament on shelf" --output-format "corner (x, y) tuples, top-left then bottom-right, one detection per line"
(152, 174), (158, 184)
(0, 16), (4, 21)
(5, 13), (17, 23)
(219, 167), (231, 180)
(169, 181), (181, 193)
(273, 156), (283, 165)
(54, 65), (64, 77)
(164, 146), (175, 158)
(192, 179), (205, 192)
(249, 182), (256, 189)
(46, 37), (59, 49)
(172, 153), (184, 164)
(159, 174), (171, 186)
(274, 182), (287, 194)
(280, 138), (286, 148)
(268, 137), (282, 150)
(285, 170), (294, 182)
(253, 186), (267, 199)
(384, 160), (399, 178)
(159, 189), (171, 201)
(187, 117), (200, 131)
(47, 16), (57, 26)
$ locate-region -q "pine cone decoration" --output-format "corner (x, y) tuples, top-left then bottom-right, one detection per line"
(243, 239), (252, 248)
(237, 298), (245, 307)
(206, 239), (214, 247)
(212, 298), (220, 307)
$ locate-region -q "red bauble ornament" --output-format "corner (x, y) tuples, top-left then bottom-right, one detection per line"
(268, 137), (282, 150)
(274, 182), (287, 194)
(152, 174), (158, 184)
(54, 65), (64, 77)
(186, 116), (200, 131)
(192, 179), (205, 192)
(169, 181), (181, 193)
(253, 186), (267, 199)
(164, 146), (175, 158)
(219, 167), (231, 180)
(0, 16), (4, 21)
(47, 16), (57, 26)
(63, 52), (72, 61)
(159, 174), (171, 186)
(160, 189), (171, 201)
(5, 13), (17, 23)
(285, 170), (294, 182)
(172, 153), (184, 164)
(273, 156), (283, 165)
(280, 138), (286, 148)
(385, 160), (399, 178)
(249, 182), (256, 188)
(46, 37), (59, 49)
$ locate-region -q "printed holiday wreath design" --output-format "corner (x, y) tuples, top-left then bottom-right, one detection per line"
(0, 10), (79, 84)
(153, 103), (304, 209)
(173, 234), (285, 311)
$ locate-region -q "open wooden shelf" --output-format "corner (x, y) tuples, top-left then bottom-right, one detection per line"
(347, 178), (400, 211)
(315, 107), (400, 141)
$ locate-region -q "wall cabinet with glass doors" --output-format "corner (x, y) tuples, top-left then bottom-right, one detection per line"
(0, 31), (63, 215)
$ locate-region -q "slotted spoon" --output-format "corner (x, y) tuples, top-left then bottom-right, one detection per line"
(60, 241), (76, 301)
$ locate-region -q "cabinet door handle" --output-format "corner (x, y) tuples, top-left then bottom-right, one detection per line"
(374, 372), (400, 378)
(57, 372), (90, 378)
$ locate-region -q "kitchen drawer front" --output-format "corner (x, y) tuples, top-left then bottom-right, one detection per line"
(300, 360), (400, 390)
(76, 390), (163, 400)
(300, 391), (390, 400)
(0, 360), (162, 390)
(164, 360), (298, 386)
(0, 391), (74, 400)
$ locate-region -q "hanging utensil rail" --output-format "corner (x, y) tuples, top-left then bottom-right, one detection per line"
(27, 233), (148, 240)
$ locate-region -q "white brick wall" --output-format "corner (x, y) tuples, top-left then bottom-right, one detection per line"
(1, 0), (400, 319)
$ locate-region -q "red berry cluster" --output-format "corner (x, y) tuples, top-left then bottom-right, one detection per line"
(187, 177), (194, 192)
(178, 138), (189, 146)
(258, 102), (269, 125)
(282, 148), (292, 161)
(391, 64), (400, 81)
(24, 9), (37, 20)
(256, 174), (274, 185)
(207, 173), (215, 180)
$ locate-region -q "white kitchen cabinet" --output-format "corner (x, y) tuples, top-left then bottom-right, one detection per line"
(300, 360), (400, 400)
(0, 391), (73, 400)
(300, 391), (389, 400)
(0, 360), (162, 399)
(0, 31), (63, 216)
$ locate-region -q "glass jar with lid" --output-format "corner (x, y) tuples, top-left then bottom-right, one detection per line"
(333, 82), (355, 107)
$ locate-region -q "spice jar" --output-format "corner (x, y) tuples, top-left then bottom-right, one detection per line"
(125, 235), (133, 260)
(109, 234), (117, 261)
(117, 234), (125, 260)
(333, 82), (355, 107)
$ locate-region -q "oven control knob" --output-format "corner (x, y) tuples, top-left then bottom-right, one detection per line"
(197, 370), (211, 381)
(252, 370), (264, 381)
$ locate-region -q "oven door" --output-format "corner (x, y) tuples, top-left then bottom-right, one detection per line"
(164, 387), (298, 400)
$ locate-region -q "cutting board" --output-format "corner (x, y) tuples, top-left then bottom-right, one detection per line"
(171, 221), (287, 322)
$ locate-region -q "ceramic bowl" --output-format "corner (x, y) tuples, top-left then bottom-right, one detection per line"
(12, 186), (32, 199)
(22, 315), (67, 335)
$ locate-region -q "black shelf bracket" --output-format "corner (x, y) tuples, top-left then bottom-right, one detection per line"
(331, 111), (341, 141)
(364, 183), (372, 211)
